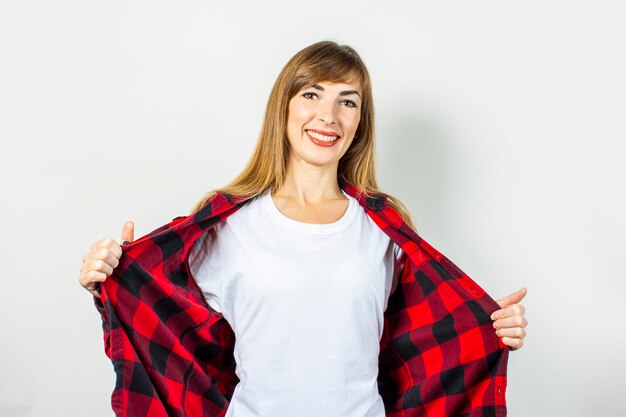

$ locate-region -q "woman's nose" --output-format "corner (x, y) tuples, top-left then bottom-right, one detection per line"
(317, 101), (337, 124)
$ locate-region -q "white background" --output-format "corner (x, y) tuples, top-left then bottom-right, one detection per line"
(1, 1), (624, 416)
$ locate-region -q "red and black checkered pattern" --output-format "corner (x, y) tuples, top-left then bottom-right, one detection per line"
(93, 181), (509, 417)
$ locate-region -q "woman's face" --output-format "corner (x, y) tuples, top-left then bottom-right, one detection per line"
(285, 80), (362, 169)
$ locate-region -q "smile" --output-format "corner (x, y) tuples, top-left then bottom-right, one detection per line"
(305, 130), (340, 147)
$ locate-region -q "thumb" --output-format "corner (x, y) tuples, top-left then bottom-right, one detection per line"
(121, 220), (135, 244)
(495, 287), (527, 309)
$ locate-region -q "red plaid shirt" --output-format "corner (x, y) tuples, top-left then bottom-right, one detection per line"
(93, 181), (509, 417)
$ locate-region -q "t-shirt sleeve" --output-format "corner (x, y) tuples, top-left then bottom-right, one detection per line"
(188, 225), (225, 313)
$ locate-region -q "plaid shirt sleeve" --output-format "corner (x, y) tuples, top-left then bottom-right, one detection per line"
(93, 295), (112, 359)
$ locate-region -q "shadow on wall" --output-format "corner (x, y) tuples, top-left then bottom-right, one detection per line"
(379, 113), (452, 236)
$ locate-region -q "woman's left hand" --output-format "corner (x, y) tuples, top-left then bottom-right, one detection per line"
(491, 287), (528, 351)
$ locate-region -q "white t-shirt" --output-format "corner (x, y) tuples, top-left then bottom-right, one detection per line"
(188, 189), (405, 417)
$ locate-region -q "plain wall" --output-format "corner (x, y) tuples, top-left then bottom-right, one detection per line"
(1, 1), (624, 416)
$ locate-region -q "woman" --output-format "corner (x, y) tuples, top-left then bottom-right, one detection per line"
(79, 41), (527, 417)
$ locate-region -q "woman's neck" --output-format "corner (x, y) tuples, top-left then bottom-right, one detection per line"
(274, 160), (345, 204)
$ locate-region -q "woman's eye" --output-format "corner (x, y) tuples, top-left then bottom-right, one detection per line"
(300, 92), (357, 108)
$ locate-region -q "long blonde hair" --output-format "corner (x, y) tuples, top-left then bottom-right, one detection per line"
(190, 40), (417, 232)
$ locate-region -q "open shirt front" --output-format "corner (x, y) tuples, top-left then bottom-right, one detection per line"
(93, 181), (509, 417)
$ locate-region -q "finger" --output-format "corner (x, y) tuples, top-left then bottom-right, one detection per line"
(96, 246), (121, 268)
(92, 238), (117, 252)
(493, 315), (528, 330)
(79, 270), (107, 288)
(490, 303), (526, 321)
(86, 270), (107, 283)
(121, 221), (135, 244)
(102, 239), (122, 260)
(495, 287), (527, 309)
(82, 244), (120, 275)
(86, 259), (114, 277)
(82, 250), (93, 264)
(495, 327), (526, 339)
(501, 336), (524, 350)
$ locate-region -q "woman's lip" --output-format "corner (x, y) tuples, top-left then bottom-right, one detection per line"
(305, 130), (340, 147)
(306, 128), (340, 137)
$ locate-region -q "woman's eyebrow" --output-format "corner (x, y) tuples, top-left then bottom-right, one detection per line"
(311, 83), (361, 98)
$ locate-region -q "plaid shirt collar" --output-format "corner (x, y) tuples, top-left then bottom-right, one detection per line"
(94, 181), (509, 417)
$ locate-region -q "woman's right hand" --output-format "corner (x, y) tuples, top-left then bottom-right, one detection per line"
(79, 221), (135, 298)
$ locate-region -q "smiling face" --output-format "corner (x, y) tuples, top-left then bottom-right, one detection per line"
(285, 80), (362, 169)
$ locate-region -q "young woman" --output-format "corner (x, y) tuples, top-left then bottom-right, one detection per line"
(79, 41), (527, 417)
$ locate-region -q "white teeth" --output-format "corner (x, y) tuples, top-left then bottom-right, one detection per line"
(307, 130), (339, 142)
